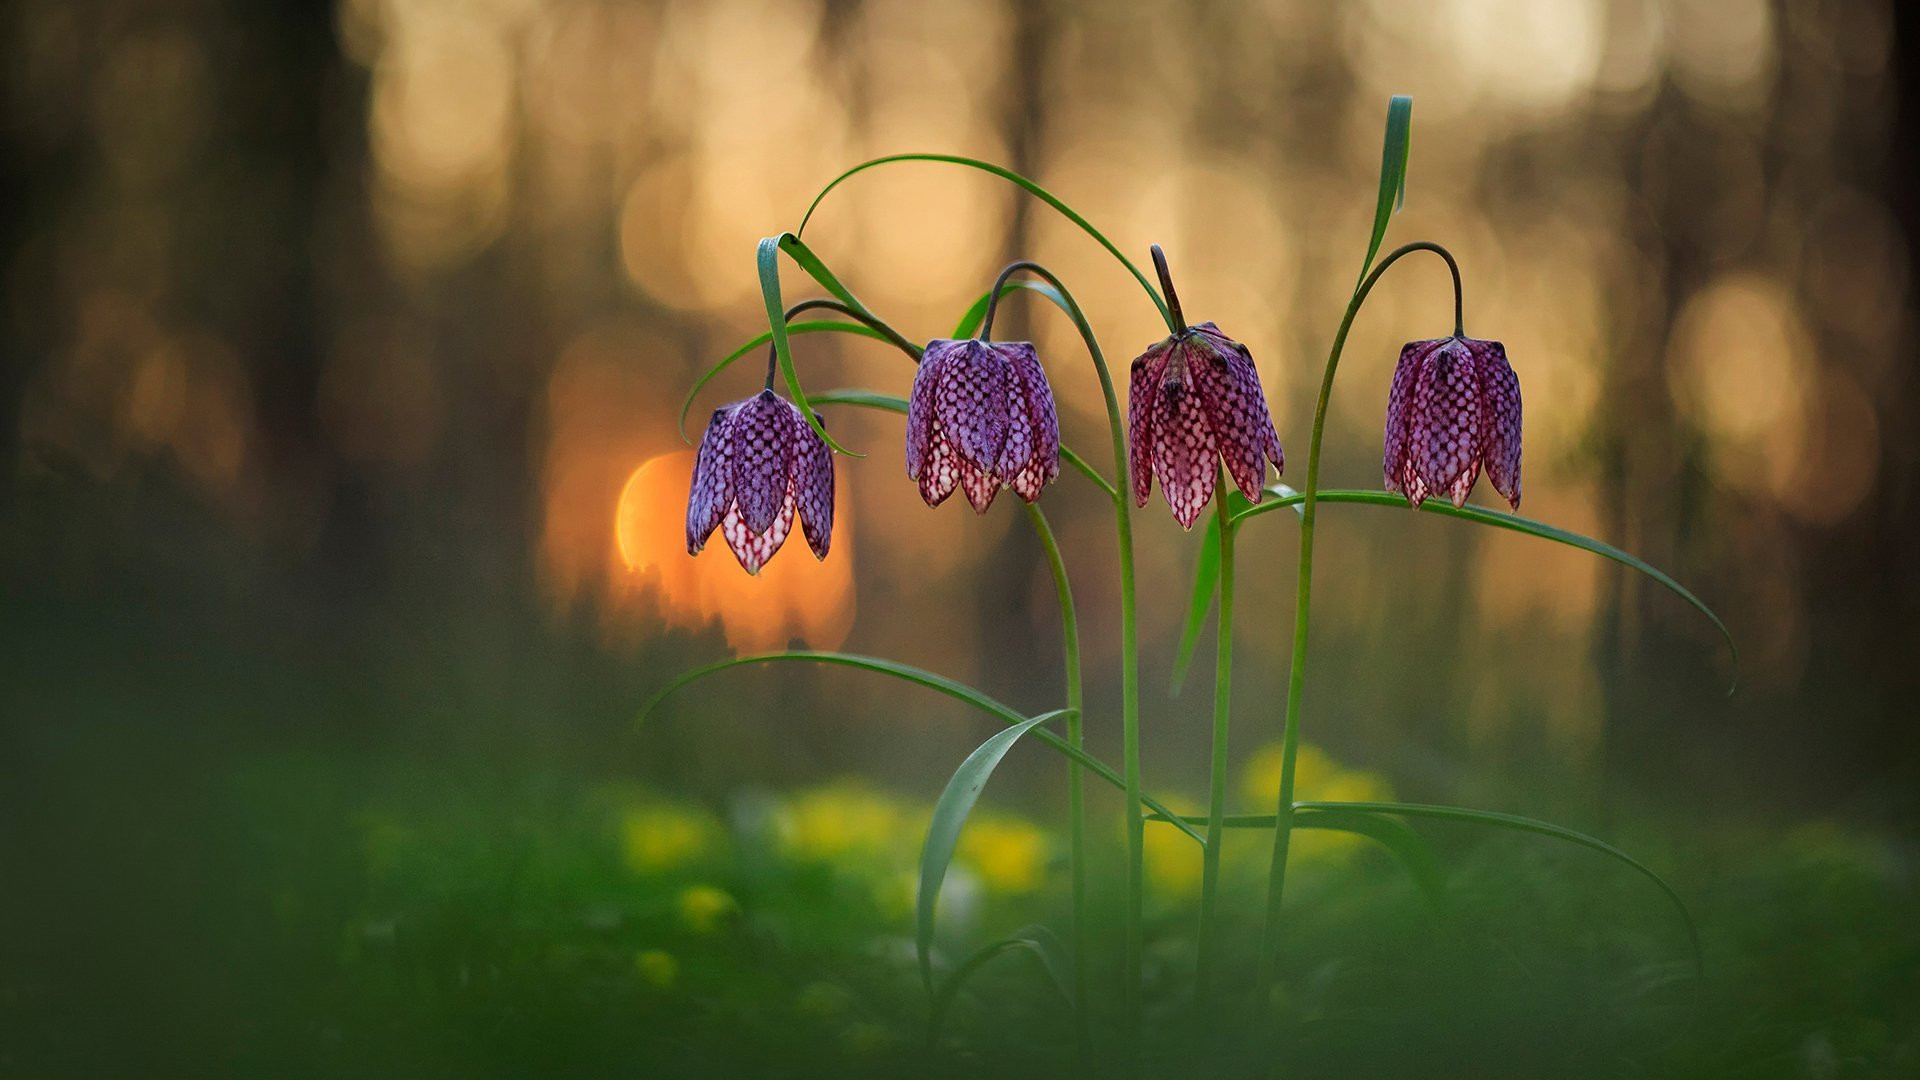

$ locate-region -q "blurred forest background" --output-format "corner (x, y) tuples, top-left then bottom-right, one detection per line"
(3, 0), (1917, 1073)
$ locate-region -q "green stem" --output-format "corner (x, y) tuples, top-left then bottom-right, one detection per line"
(989, 260), (1145, 1059)
(1255, 240), (1462, 1002)
(1023, 502), (1090, 1070)
(1195, 474), (1235, 1006)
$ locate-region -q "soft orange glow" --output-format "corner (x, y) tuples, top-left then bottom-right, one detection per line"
(615, 451), (854, 652)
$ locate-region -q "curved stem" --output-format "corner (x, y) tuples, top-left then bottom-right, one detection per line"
(795, 153), (1179, 333)
(992, 259), (1147, 1056)
(1023, 502), (1091, 1070)
(763, 298), (921, 388)
(1255, 240), (1464, 999)
(980, 263), (1027, 342)
(1195, 476), (1235, 1007)
(1150, 244), (1187, 334)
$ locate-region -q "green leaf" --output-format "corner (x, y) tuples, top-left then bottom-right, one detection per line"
(1144, 807), (1446, 909)
(677, 321), (894, 444)
(795, 153), (1175, 331)
(775, 234), (884, 324)
(1169, 512), (1220, 697)
(926, 925), (1072, 1047)
(951, 279), (1073, 340)
(757, 237), (858, 457)
(1231, 488), (1738, 691)
(1359, 95), (1415, 283)
(918, 710), (1069, 994)
(641, 651), (1205, 846)
(806, 388), (1117, 499)
(1294, 807), (1447, 910)
(1296, 800), (1703, 982)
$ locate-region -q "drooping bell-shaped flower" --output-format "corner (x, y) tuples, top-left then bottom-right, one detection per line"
(905, 339), (1061, 513)
(1128, 322), (1285, 529)
(686, 388), (834, 574)
(1383, 335), (1521, 510)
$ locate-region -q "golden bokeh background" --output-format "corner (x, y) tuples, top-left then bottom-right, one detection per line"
(4, 0), (1915, 864)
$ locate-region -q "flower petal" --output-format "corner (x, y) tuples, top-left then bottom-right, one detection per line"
(792, 407), (835, 559)
(933, 340), (1010, 472)
(1151, 369), (1219, 529)
(726, 389), (795, 535)
(1385, 338), (1445, 500)
(906, 341), (956, 480)
(918, 431), (960, 507)
(1128, 339), (1173, 507)
(1191, 328), (1282, 500)
(1412, 338), (1482, 509)
(1471, 339), (1522, 509)
(999, 342), (1059, 492)
(958, 456), (1000, 514)
(721, 496), (794, 575)
(686, 405), (735, 553)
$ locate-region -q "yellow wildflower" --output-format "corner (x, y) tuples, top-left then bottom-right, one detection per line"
(956, 815), (1049, 894)
(620, 802), (723, 875)
(634, 948), (678, 989)
(677, 884), (740, 934)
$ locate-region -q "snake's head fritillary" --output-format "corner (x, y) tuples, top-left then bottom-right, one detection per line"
(906, 339), (1061, 513)
(686, 388), (835, 574)
(1383, 335), (1521, 510)
(1127, 322), (1284, 529)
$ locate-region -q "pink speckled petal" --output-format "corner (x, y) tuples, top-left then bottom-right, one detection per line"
(792, 406), (834, 559)
(918, 431), (959, 507)
(686, 405), (735, 554)
(1471, 339), (1522, 510)
(933, 340), (1011, 473)
(907, 341), (958, 481)
(721, 496), (794, 575)
(1128, 338), (1173, 507)
(1412, 338), (1482, 509)
(1385, 338), (1446, 501)
(725, 389), (795, 535)
(1191, 326), (1283, 500)
(958, 455), (1000, 514)
(1151, 357), (1220, 530)
(997, 342), (1059, 496)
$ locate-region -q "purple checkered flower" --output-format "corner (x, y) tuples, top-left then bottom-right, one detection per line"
(1383, 335), (1521, 510)
(686, 388), (834, 574)
(905, 339), (1061, 513)
(1127, 322), (1284, 529)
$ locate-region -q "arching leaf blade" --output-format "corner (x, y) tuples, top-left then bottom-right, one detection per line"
(757, 237), (859, 456)
(641, 651), (1204, 845)
(1231, 488), (1737, 690)
(678, 321), (892, 443)
(795, 153), (1173, 330)
(926, 924), (1072, 1047)
(952, 279), (1074, 340)
(918, 710), (1069, 994)
(1359, 95), (1414, 281)
(1296, 799), (1702, 982)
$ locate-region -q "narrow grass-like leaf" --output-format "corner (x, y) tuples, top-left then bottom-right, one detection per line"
(1145, 807), (1446, 909)
(795, 153), (1175, 331)
(677, 321), (893, 444)
(641, 651), (1204, 845)
(1359, 95), (1414, 282)
(1169, 512), (1220, 697)
(1232, 488), (1738, 689)
(952, 279), (1073, 339)
(1295, 807), (1447, 909)
(1162, 800), (1701, 981)
(757, 237), (857, 456)
(926, 925), (1072, 1047)
(918, 710), (1069, 994)
(1299, 799), (1702, 981)
(806, 388), (1116, 498)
